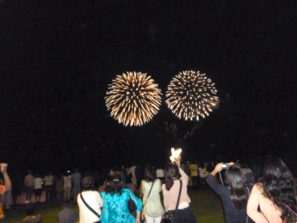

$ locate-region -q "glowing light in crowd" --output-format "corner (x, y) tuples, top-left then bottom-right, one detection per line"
(170, 148), (182, 163)
(166, 70), (219, 121)
(105, 71), (162, 126)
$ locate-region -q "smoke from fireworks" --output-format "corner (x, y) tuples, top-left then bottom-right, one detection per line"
(105, 71), (162, 126)
(166, 70), (219, 121)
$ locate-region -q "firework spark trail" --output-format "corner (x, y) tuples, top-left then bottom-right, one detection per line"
(105, 71), (162, 126)
(166, 70), (218, 121)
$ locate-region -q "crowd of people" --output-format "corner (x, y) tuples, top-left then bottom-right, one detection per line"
(1, 155), (297, 223)
(16, 168), (82, 205)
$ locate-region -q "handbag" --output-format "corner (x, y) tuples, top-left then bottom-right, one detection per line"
(80, 193), (101, 223)
(140, 181), (155, 223)
(161, 180), (182, 223)
(140, 216), (146, 223)
(128, 194), (137, 212)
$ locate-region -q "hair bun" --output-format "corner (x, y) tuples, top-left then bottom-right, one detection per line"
(82, 176), (94, 189)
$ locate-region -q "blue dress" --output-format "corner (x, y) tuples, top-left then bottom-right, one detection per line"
(101, 188), (143, 223)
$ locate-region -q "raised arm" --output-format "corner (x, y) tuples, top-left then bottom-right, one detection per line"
(205, 162), (233, 196)
(1, 165), (11, 193)
(179, 165), (188, 181)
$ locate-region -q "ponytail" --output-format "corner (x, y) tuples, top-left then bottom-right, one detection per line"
(165, 175), (174, 191)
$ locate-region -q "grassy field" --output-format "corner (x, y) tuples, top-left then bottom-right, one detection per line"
(1, 186), (224, 223)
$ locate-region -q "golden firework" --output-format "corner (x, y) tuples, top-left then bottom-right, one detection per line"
(105, 71), (162, 126)
(166, 70), (219, 121)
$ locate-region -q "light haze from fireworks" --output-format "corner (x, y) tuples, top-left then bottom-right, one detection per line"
(105, 71), (162, 126)
(166, 70), (219, 121)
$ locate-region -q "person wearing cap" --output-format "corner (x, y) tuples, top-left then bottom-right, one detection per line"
(0, 164), (11, 195)
(77, 176), (103, 223)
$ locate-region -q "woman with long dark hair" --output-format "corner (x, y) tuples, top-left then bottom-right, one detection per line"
(101, 173), (142, 223)
(140, 165), (164, 223)
(206, 162), (253, 223)
(162, 162), (197, 223)
(247, 157), (297, 223)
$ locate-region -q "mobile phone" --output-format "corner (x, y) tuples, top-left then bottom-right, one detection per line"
(222, 163), (228, 169)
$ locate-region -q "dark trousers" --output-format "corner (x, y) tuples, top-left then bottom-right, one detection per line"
(192, 176), (199, 188)
(45, 185), (53, 202)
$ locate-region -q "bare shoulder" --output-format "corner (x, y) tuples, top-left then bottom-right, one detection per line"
(253, 182), (264, 193)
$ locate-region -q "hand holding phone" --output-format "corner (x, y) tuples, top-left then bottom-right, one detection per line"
(222, 163), (228, 169)
(0, 163), (8, 172)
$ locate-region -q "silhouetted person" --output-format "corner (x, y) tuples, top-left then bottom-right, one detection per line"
(11, 173), (21, 207)
(44, 172), (54, 202)
(56, 201), (78, 223)
(24, 170), (34, 203)
(22, 205), (43, 223)
(72, 168), (81, 202)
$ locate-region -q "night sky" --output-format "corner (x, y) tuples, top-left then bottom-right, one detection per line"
(1, 0), (297, 174)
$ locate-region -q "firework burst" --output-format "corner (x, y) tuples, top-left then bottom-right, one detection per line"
(105, 71), (162, 126)
(166, 70), (219, 121)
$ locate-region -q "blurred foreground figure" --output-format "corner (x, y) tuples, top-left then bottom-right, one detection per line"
(247, 157), (297, 223)
(0, 163), (11, 218)
(56, 201), (78, 223)
(22, 205), (43, 223)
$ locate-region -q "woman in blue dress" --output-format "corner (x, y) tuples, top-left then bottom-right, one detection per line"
(101, 173), (143, 223)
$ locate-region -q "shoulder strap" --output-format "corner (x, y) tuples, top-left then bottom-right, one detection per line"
(260, 210), (270, 223)
(245, 185), (251, 195)
(285, 204), (297, 217)
(175, 180), (182, 210)
(143, 181), (155, 207)
(80, 193), (100, 219)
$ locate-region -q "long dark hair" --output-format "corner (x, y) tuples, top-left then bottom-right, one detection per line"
(143, 165), (156, 183)
(225, 165), (248, 209)
(164, 163), (180, 191)
(259, 158), (297, 223)
(105, 173), (123, 195)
